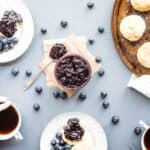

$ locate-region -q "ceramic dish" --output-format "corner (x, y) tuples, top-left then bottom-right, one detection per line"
(40, 112), (108, 150)
(0, 0), (34, 63)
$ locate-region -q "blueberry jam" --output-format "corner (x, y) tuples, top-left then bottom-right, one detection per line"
(50, 43), (67, 60)
(0, 21), (16, 38)
(0, 10), (23, 38)
(55, 55), (91, 89)
(63, 118), (84, 141)
(2, 11), (23, 24)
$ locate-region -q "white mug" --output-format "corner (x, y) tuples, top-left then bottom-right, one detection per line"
(0, 96), (23, 141)
(139, 120), (150, 150)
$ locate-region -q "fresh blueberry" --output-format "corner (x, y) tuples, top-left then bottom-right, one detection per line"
(98, 27), (104, 34)
(3, 44), (9, 50)
(8, 43), (14, 49)
(11, 68), (19, 76)
(112, 116), (120, 125)
(51, 139), (57, 146)
(0, 41), (3, 51)
(88, 39), (95, 45)
(56, 132), (62, 140)
(64, 144), (71, 150)
(60, 91), (67, 99)
(33, 103), (40, 111)
(78, 92), (87, 101)
(25, 70), (32, 77)
(53, 144), (60, 150)
(100, 91), (107, 99)
(12, 38), (18, 44)
(40, 28), (47, 34)
(87, 2), (94, 9)
(1, 38), (7, 45)
(98, 68), (105, 77)
(53, 90), (60, 98)
(134, 127), (142, 135)
(102, 101), (109, 109)
(59, 140), (65, 146)
(35, 86), (43, 94)
(95, 56), (102, 63)
(60, 21), (68, 28)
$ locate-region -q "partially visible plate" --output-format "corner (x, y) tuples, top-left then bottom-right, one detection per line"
(0, 0), (34, 63)
(40, 112), (108, 150)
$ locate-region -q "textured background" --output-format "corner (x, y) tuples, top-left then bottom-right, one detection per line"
(0, 0), (149, 149)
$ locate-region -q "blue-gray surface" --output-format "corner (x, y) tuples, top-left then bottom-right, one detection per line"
(0, 0), (149, 149)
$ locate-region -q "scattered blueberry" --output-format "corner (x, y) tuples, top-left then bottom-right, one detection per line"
(51, 132), (72, 150)
(98, 27), (104, 34)
(64, 144), (71, 150)
(112, 116), (120, 125)
(78, 92), (87, 101)
(53, 144), (60, 150)
(59, 140), (65, 146)
(51, 139), (57, 146)
(102, 101), (109, 109)
(100, 91), (108, 99)
(98, 68), (105, 77)
(3, 44), (9, 50)
(0, 41), (3, 51)
(88, 39), (95, 45)
(87, 2), (94, 9)
(12, 37), (18, 44)
(25, 70), (32, 77)
(0, 37), (18, 53)
(60, 91), (68, 99)
(35, 86), (43, 94)
(33, 103), (40, 111)
(56, 132), (62, 140)
(1, 38), (7, 45)
(95, 56), (102, 63)
(53, 90), (60, 98)
(60, 21), (68, 28)
(40, 28), (47, 34)
(11, 68), (19, 76)
(134, 127), (142, 135)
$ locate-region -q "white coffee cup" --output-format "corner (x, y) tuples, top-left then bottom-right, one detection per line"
(0, 96), (23, 141)
(139, 120), (150, 150)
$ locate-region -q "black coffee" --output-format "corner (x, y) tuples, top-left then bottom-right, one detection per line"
(0, 105), (19, 134)
(144, 129), (150, 150)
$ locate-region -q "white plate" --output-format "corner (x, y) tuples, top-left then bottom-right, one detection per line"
(0, 0), (34, 63)
(40, 112), (108, 150)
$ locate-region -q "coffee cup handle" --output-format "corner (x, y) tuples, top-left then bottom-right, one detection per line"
(14, 131), (23, 141)
(139, 120), (149, 130)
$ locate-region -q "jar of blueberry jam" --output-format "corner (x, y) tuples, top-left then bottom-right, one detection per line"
(55, 54), (91, 91)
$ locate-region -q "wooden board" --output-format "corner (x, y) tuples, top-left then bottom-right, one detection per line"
(112, 0), (150, 76)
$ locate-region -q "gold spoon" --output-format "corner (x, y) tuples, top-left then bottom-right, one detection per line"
(24, 60), (52, 91)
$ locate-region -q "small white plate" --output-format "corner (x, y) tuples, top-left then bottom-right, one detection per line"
(40, 112), (108, 150)
(0, 0), (34, 63)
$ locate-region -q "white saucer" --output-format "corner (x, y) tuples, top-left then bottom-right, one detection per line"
(40, 112), (108, 150)
(0, 0), (34, 63)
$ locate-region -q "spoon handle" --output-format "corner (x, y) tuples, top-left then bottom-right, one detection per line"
(139, 120), (149, 130)
(24, 61), (52, 91)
